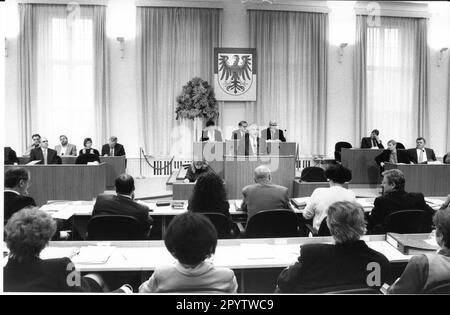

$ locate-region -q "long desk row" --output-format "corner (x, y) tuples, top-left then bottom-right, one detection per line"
(32, 234), (435, 292)
(5, 156), (126, 205)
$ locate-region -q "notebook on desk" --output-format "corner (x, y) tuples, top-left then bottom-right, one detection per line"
(386, 233), (439, 255)
(291, 197), (310, 208)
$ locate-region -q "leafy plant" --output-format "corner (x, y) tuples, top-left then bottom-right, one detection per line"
(175, 77), (219, 121)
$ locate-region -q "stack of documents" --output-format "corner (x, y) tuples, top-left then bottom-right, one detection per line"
(72, 246), (116, 264)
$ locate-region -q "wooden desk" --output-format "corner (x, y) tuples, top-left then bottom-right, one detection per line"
(341, 148), (384, 184)
(33, 234), (428, 292)
(266, 142), (296, 156)
(192, 142), (225, 178)
(19, 156), (77, 164)
(224, 155), (296, 199)
(5, 164), (106, 206)
(384, 163), (450, 196)
(293, 181), (348, 197)
(99, 156), (127, 189)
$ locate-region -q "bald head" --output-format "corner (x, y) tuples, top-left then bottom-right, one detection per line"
(254, 165), (271, 183)
(115, 173), (135, 195)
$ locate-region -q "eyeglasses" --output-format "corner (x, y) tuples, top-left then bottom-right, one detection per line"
(42, 140), (48, 143)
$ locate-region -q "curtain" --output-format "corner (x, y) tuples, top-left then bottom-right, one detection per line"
(355, 15), (428, 147)
(18, 4), (109, 154)
(248, 10), (328, 156)
(136, 7), (222, 157)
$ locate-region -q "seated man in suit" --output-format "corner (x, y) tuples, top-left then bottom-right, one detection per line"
(200, 120), (223, 142)
(241, 165), (290, 221)
(277, 201), (390, 293)
(24, 134), (41, 156)
(231, 120), (248, 140)
(375, 139), (410, 171)
(367, 169), (435, 234)
(4, 147), (19, 165)
(407, 137), (437, 164)
(92, 174), (153, 237)
(361, 129), (384, 149)
(4, 167), (36, 223)
(237, 123), (267, 156)
(55, 135), (77, 156)
(29, 137), (59, 165)
(101, 136), (126, 156)
(261, 120), (286, 142)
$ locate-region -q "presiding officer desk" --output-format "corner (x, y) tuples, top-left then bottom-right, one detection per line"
(34, 233), (436, 292)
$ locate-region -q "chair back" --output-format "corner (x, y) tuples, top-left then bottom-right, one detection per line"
(87, 215), (145, 240)
(334, 142), (352, 162)
(201, 212), (236, 239)
(424, 280), (450, 294)
(443, 153), (450, 164)
(245, 209), (299, 238)
(384, 210), (432, 234)
(396, 142), (405, 149)
(300, 167), (327, 182)
(317, 219), (331, 236)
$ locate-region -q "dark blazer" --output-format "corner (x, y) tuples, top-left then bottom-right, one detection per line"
(101, 143), (126, 156)
(375, 149), (410, 166)
(231, 129), (247, 141)
(407, 148), (437, 164)
(241, 183), (290, 221)
(76, 148), (100, 164)
(29, 147), (59, 165)
(276, 241), (391, 293)
(368, 191), (435, 234)
(200, 130), (223, 142)
(4, 257), (86, 292)
(4, 147), (19, 165)
(92, 194), (153, 235)
(4, 191), (36, 223)
(361, 137), (384, 149)
(261, 128), (286, 142)
(237, 134), (268, 156)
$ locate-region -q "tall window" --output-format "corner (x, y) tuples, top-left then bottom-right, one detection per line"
(366, 18), (418, 145)
(33, 5), (96, 150)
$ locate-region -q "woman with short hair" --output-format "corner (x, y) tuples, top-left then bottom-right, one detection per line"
(277, 201), (391, 293)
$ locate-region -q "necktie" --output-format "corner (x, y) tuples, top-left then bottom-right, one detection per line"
(372, 139), (377, 147)
(271, 130), (275, 139)
(419, 150), (424, 163)
(43, 150), (48, 165)
(252, 139), (257, 155)
(110, 148), (114, 156)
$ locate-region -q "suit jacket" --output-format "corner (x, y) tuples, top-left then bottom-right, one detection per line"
(4, 147), (19, 165)
(261, 128), (286, 142)
(92, 194), (153, 235)
(101, 143), (126, 156)
(374, 149), (410, 166)
(241, 183), (290, 221)
(4, 191), (36, 223)
(231, 129), (247, 141)
(368, 191), (435, 234)
(276, 241), (391, 293)
(200, 130), (223, 142)
(55, 143), (77, 156)
(29, 147), (59, 165)
(361, 137), (384, 149)
(237, 134), (268, 156)
(407, 148), (437, 164)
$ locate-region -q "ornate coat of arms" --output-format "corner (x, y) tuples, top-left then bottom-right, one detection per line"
(214, 48), (257, 101)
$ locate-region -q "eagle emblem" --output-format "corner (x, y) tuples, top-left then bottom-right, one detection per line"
(217, 54), (253, 96)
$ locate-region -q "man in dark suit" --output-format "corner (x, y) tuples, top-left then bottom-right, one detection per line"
(24, 133), (41, 156)
(237, 123), (267, 156)
(407, 137), (437, 164)
(375, 140), (410, 171)
(4, 167), (36, 222)
(261, 120), (286, 142)
(29, 137), (59, 164)
(231, 120), (248, 140)
(367, 169), (435, 234)
(92, 174), (153, 237)
(277, 201), (390, 293)
(241, 165), (290, 221)
(101, 136), (126, 156)
(4, 147), (19, 165)
(361, 129), (384, 149)
(200, 120), (223, 142)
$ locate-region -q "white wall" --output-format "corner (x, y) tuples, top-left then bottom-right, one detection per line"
(4, 0), (450, 157)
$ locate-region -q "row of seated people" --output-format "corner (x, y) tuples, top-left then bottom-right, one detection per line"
(4, 163), (450, 237)
(4, 203), (450, 293)
(4, 135), (125, 165)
